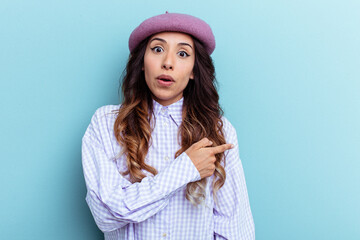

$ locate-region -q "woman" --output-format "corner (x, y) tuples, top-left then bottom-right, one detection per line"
(82, 12), (255, 240)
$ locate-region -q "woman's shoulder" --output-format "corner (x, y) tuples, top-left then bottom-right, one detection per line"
(84, 104), (121, 138)
(89, 104), (121, 124)
(93, 104), (121, 117)
(220, 115), (238, 141)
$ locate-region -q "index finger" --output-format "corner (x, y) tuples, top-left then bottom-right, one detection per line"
(210, 143), (234, 154)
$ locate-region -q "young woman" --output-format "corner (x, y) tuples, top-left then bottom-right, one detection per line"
(82, 12), (255, 240)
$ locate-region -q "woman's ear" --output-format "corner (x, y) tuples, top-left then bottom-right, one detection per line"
(190, 71), (194, 80)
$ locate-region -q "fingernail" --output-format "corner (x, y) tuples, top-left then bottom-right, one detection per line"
(209, 141), (213, 145)
(231, 144), (234, 148)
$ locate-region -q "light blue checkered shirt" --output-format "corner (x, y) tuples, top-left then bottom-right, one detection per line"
(82, 98), (255, 240)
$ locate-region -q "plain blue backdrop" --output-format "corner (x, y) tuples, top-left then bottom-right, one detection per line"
(1, 0), (359, 239)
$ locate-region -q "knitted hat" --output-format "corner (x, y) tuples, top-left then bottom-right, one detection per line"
(128, 11), (215, 55)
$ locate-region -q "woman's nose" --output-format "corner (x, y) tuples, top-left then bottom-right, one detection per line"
(162, 63), (173, 70)
(162, 54), (174, 70)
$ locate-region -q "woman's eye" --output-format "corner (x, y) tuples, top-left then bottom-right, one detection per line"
(178, 51), (189, 57)
(151, 46), (163, 53)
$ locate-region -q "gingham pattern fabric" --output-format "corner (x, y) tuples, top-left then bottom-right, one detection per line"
(82, 98), (255, 240)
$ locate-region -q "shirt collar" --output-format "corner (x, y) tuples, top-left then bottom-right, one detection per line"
(152, 97), (183, 126)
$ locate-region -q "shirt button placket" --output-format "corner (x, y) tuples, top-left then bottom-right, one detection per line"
(161, 106), (171, 240)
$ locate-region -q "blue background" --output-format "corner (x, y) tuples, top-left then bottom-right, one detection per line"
(1, 0), (359, 239)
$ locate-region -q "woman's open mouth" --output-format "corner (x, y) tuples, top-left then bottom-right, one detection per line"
(157, 74), (175, 87)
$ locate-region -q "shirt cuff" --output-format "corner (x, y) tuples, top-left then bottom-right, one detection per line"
(182, 152), (202, 182)
(155, 152), (202, 197)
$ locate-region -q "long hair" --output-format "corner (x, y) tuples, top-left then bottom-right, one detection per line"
(113, 35), (226, 206)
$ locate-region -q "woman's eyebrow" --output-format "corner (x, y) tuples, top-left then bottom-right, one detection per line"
(150, 37), (166, 44)
(178, 42), (193, 49)
(150, 38), (193, 49)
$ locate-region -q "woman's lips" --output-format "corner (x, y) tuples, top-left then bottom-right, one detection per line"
(156, 74), (175, 87)
(157, 79), (174, 87)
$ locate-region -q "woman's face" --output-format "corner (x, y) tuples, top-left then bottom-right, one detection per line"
(143, 32), (195, 106)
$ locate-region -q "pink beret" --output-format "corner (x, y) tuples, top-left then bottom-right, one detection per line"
(129, 12), (215, 55)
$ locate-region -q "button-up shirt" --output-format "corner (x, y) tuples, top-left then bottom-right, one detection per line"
(81, 98), (255, 239)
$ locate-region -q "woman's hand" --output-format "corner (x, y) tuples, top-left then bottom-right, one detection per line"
(185, 138), (234, 179)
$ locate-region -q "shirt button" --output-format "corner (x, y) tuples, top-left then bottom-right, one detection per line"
(164, 156), (169, 161)
(163, 122), (168, 127)
(162, 233), (167, 237)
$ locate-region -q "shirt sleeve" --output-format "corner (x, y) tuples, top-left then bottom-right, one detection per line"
(81, 108), (201, 233)
(213, 118), (255, 240)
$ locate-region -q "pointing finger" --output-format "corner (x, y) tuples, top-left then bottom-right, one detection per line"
(210, 143), (234, 154)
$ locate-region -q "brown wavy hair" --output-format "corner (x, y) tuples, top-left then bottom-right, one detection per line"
(113, 34), (226, 206)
